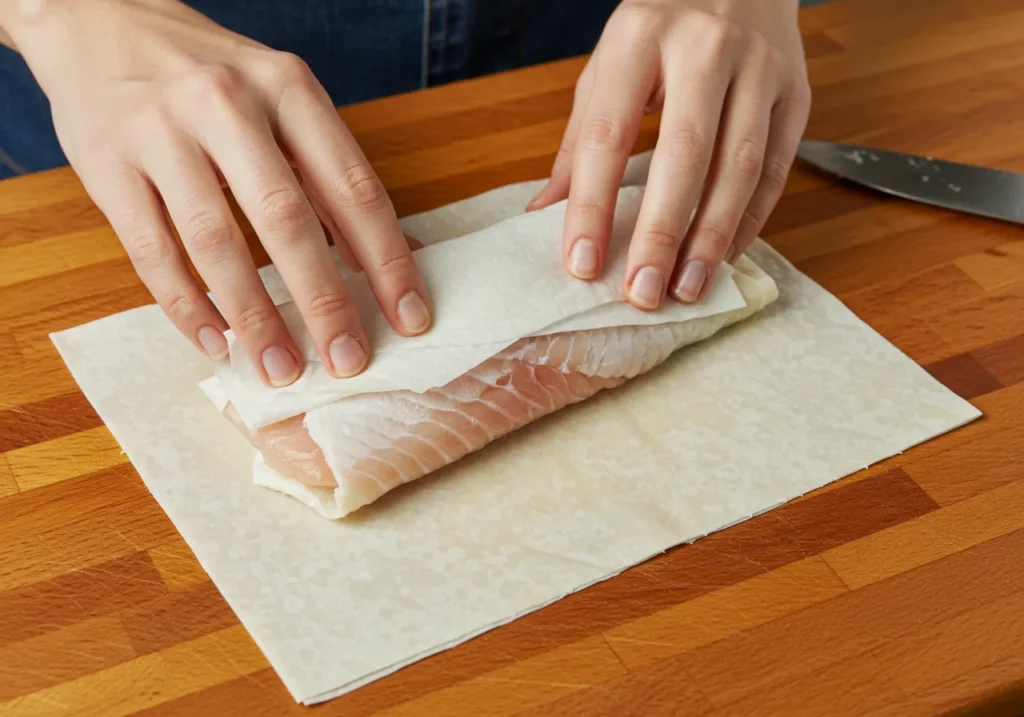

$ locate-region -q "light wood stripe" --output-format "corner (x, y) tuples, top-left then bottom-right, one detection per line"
(0, 616), (137, 701)
(147, 541), (208, 593)
(905, 423), (1024, 506)
(0, 455), (17, 498)
(955, 241), (1024, 291)
(603, 556), (849, 670)
(0, 625), (266, 717)
(0, 229), (125, 289)
(6, 426), (126, 492)
(822, 480), (1024, 589)
(376, 636), (627, 717)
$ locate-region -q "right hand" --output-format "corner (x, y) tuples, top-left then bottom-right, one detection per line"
(6, 0), (431, 386)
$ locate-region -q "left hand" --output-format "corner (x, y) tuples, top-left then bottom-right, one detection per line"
(528, 0), (811, 309)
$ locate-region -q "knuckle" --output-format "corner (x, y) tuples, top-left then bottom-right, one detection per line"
(764, 155), (792, 191)
(742, 205), (768, 232)
(233, 303), (277, 336)
(571, 197), (612, 226)
(580, 116), (631, 154)
(305, 289), (353, 320)
(691, 12), (740, 59)
(663, 126), (708, 162)
(640, 228), (680, 254)
(258, 187), (314, 229)
(791, 79), (813, 114)
(162, 291), (198, 323)
(733, 138), (765, 182)
(124, 232), (175, 272)
(610, 2), (665, 40)
(184, 211), (236, 256)
(182, 63), (242, 103)
(335, 164), (390, 211)
(374, 248), (417, 277)
(697, 224), (734, 254)
(269, 51), (314, 87)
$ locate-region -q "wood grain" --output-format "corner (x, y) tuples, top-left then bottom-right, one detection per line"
(0, 0), (1022, 714)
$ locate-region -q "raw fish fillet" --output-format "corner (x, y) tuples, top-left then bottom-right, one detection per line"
(218, 257), (778, 518)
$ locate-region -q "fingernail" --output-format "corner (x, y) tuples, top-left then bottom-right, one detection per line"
(197, 326), (228, 360)
(724, 244), (737, 264)
(628, 266), (665, 309)
(397, 291), (431, 334)
(674, 260), (708, 302)
(569, 238), (599, 279)
(329, 333), (367, 377)
(262, 345), (300, 386)
(526, 182), (550, 211)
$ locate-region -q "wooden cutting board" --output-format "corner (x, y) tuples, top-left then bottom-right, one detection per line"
(1, 0), (1022, 714)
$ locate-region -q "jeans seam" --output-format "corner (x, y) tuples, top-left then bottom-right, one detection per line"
(0, 145), (27, 175)
(420, 0), (429, 88)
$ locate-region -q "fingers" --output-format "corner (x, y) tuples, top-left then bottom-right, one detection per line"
(88, 163), (229, 359)
(301, 173), (363, 272)
(526, 57), (596, 213)
(139, 125), (308, 386)
(269, 62), (431, 338)
(728, 83), (811, 263)
(670, 54), (777, 303)
(561, 27), (659, 282)
(187, 79), (372, 380)
(624, 39), (734, 310)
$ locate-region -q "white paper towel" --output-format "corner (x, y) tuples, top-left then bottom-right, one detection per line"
(217, 186), (746, 430)
(50, 152), (981, 704)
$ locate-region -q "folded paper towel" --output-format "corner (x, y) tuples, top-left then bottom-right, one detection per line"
(212, 187), (748, 430)
(202, 186), (779, 518)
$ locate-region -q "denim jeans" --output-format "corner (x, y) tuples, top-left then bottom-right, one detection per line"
(0, 0), (619, 178)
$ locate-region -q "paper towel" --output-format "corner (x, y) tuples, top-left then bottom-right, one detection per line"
(217, 187), (746, 430)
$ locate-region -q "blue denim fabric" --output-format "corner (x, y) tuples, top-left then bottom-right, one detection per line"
(1, 0), (826, 178)
(0, 0), (619, 179)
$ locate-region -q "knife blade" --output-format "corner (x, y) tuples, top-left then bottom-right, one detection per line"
(797, 140), (1024, 226)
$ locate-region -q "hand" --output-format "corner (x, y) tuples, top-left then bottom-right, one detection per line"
(528, 0), (811, 309)
(3, 0), (431, 385)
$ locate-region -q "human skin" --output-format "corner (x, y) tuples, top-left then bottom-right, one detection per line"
(0, 0), (809, 380)
(0, 0), (432, 387)
(529, 0), (811, 310)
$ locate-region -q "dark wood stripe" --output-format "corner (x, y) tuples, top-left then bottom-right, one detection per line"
(518, 660), (717, 717)
(140, 468), (937, 717)
(801, 31), (846, 58)
(763, 183), (882, 236)
(679, 529), (1024, 708)
(0, 258), (141, 323)
(0, 464), (178, 602)
(951, 679), (1024, 717)
(136, 668), (289, 717)
(387, 126), (660, 218)
(120, 580), (238, 657)
(795, 213), (1017, 297)
(0, 392), (103, 452)
(388, 154), (556, 217)
(972, 335), (1024, 389)
(0, 551), (165, 649)
(359, 88), (574, 162)
(0, 197), (107, 249)
(925, 353), (1004, 400)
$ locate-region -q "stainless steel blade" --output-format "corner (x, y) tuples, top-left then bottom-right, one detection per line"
(797, 140), (1024, 226)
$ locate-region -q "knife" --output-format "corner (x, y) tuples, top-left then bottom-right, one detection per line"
(797, 140), (1024, 226)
